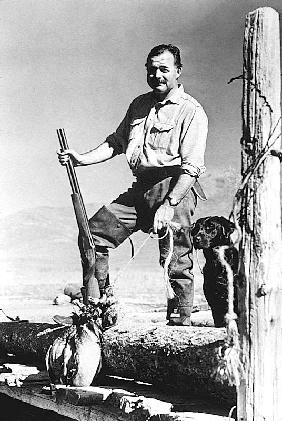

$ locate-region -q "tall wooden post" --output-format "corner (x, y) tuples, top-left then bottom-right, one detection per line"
(238, 7), (282, 421)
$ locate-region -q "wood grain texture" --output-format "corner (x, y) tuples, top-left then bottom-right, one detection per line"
(238, 6), (282, 421)
(0, 321), (235, 404)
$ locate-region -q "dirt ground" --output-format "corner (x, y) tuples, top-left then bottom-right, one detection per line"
(0, 259), (211, 326)
(0, 294), (213, 328)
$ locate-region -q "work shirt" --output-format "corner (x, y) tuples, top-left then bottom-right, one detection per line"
(106, 84), (208, 177)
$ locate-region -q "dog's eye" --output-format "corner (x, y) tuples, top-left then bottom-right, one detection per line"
(205, 223), (216, 233)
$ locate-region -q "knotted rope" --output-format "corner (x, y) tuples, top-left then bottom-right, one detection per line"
(214, 105), (281, 389)
(214, 246), (243, 387)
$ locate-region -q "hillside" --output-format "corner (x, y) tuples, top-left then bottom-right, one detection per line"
(0, 168), (240, 295)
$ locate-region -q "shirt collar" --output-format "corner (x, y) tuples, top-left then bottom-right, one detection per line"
(151, 84), (185, 106)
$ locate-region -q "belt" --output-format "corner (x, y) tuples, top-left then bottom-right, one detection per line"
(136, 166), (207, 201)
(136, 166), (181, 184)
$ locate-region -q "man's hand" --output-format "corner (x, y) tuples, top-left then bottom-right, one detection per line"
(57, 142), (116, 167)
(153, 201), (175, 233)
(57, 149), (83, 166)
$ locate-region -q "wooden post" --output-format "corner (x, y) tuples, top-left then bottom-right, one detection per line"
(238, 7), (282, 421)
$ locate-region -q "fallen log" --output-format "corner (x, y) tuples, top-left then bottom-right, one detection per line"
(0, 322), (235, 404)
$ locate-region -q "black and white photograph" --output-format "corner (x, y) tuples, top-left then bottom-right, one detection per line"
(0, 1), (281, 420)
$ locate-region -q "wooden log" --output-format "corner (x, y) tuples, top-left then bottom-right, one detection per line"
(0, 383), (235, 421)
(102, 324), (234, 402)
(0, 322), (235, 404)
(0, 383), (123, 421)
(0, 364), (235, 420)
(55, 385), (112, 405)
(238, 7), (282, 421)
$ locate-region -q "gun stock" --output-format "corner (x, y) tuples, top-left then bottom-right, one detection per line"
(71, 193), (93, 250)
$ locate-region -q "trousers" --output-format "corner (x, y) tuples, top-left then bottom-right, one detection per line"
(78, 167), (197, 322)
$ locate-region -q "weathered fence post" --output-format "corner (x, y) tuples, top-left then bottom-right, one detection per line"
(238, 7), (282, 421)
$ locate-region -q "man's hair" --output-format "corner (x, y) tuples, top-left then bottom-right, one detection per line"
(146, 44), (182, 69)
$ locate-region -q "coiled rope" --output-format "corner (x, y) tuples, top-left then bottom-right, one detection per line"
(113, 224), (177, 299)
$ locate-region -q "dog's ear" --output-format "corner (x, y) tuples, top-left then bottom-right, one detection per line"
(219, 216), (235, 238)
(190, 222), (196, 235)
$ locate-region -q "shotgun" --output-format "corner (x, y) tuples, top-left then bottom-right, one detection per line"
(56, 128), (99, 304)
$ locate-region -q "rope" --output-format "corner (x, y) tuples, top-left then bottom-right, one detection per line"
(195, 249), (203, 275)
(213, 123), (281, 389)
(112, 233), (155, 286)
(113, 224), (177, 299)
(228, 406), (236, 420)
(163, 225), (175, 299)
(214, 246), (244, 388)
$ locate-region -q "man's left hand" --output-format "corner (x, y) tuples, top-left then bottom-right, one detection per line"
(153, 201), (175, 233)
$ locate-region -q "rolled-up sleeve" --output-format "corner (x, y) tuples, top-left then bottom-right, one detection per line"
(105, 106), (131, 155)
(180, 106), (208, 177)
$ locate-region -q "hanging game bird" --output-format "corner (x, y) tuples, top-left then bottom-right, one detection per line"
(46, 307), (102, 386)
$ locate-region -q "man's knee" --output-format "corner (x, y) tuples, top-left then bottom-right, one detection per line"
(89, 206), (132, 248)
(160, 243), (193, 280)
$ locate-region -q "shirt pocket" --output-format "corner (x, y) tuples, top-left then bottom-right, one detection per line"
(128, 117), (146, 141)
(148, 121), (175, 150)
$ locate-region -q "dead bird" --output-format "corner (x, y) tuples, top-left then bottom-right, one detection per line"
(46, 303), (102, 387)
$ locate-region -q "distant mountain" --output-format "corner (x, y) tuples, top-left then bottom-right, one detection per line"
(0, 168), (239, 288)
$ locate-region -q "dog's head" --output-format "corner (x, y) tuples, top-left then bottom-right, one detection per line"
(191, 216), (235, 249)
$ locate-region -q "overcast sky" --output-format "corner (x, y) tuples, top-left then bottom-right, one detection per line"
(1, 0), (281, 217)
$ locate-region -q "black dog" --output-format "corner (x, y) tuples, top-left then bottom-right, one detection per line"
(191, 216), (239, 327)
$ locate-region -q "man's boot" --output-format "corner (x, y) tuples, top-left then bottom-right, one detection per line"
(167, 279), (194, 326)
(97, 278), (118, 330)
(95, 249), (118, 330)
(53, 247), (100, 326)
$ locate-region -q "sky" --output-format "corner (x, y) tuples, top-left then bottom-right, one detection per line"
(0, 0), (281, 217)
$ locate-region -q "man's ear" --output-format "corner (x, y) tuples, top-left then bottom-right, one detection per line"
(176, 67), (182, 79)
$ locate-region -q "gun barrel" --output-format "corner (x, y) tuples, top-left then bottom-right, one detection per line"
(57, 128), (94, 249)
(57, 129), (81, 195)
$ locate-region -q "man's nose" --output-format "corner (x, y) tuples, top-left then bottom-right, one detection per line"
(155, 69), (162, 78)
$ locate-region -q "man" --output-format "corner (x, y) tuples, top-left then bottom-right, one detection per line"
(57, 44), (208, 327)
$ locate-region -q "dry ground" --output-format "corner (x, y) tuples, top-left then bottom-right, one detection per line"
(0, 261), (212, 326)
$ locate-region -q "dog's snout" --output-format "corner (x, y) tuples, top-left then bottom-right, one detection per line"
(194, 233), (202, 241)
(191, 225), (203, 238)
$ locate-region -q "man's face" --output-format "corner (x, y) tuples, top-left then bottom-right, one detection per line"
(146, 50), (181, 98)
